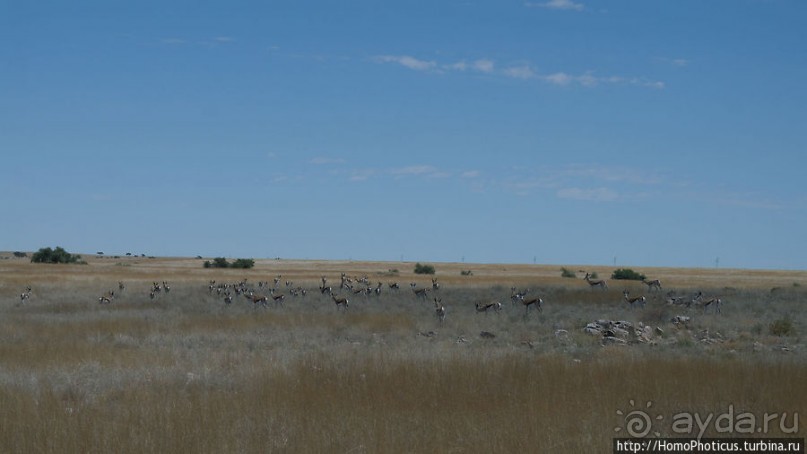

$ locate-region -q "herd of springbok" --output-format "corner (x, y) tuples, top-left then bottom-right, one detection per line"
(13, 270), (724, 324)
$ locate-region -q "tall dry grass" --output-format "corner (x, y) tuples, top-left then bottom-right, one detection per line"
(0, 256), (805, 452)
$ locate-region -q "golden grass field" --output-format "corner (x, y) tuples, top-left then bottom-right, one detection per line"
(0, 253), (805, 452)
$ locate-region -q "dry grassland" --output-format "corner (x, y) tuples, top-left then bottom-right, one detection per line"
(0, 254), (805, 452)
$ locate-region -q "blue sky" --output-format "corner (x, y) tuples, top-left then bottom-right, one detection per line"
(2, 0), (805, 269)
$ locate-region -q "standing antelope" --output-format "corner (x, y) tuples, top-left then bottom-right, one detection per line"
(622, 290), (646, 309)
(331, 294), (349, 310)
(642, 279), (662, 292)
(270, 289), (286, 306)
(431, 278), (440, 291)
(694, 291), (722, 314)
(245, 292), (268, 307)
(20, 286), (32, 304)
(118, 281), (126, 292)
(516, 294), (543, 315)
(584, 273), (608, 290)
(434, 298), (446, 323)
(388, 282), (400, 292)
(410, 283), (429, 301)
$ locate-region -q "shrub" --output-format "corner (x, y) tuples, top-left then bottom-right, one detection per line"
(611, 268), (646, 281)
(31, 246), (82, 264)
(460, 270), (473, 276)
(769, 317), (794, 337)
(561, 267), (577, 278)
(13, 251), (27, 258)
(414, 263), (435, 275)
(231, 258), (255, 269)
(203, 257), (255, 269)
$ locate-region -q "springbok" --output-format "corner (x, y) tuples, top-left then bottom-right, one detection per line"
(431, 278), (440, 291)
(694, 291), (722, 314)
(516, 294), (543, 315)
(410, 283), (429, 301)
(98, 290), (115, 304)
(584, 273), (608, 290)
(622, 290), (646, 309)
(475, 301), (502, 314)
(434, 298), (446, 323)
(245, 292), (268, 307)
(331, 294), (349, 310)
(642, 279), (662, 291)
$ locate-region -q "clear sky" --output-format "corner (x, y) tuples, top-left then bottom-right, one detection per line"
(2, 0), (805, 270)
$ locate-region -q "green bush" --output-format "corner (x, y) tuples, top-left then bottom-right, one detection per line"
(203, 257), (255, 269)
(231, 258), (255, 269)
(561, 267), (577, 278)
(611, 268), (646, 281)
(31, 246), (83, 264)
(414, 263), (435, 275)
(460, 270), (473, 276)
(769, 317), (794, 337)
(13, 251), (27, 258)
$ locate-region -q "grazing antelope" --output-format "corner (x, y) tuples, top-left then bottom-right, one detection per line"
(388, 282), (400, 292)
(694, 291), (722, 314)
(622, 290), (646, 309)
(584, 273), (608, 290)
(331, 294), (349, 310)
(434, 298), (446, 323)
(319, 285), (333, 296)
(475, 301), (502, 314)
(270, 289), (286, 306)
(642, 279), (662, 291)
(665, 291), (687, 306)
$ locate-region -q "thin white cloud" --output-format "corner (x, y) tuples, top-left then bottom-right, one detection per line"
(473, 59), (495, 73)
(503, 65), (536, 80)
(309, 157), (346, 165)
(372, 54), (663, 89)
(526, 0), (585, 11)
(461, 170), (481, 178)
(214, 36), (235, 43)
(375, 55), (437, 72)
(390, 165), (441, 177)
(557, 187), (619, 202)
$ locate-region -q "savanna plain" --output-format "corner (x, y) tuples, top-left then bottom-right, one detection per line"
(0, 254), (805, 452)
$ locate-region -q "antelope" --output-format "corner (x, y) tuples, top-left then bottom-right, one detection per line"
(622, 290), (646, 309)
(388, 282), (400, 292)
(162, 281), (171, 293)
(331, 294), (349, 310)
(517, 294), (543, 315)
(434, 298), (446, 323)
(374, 282), (382, 296)
(431, 278), (440, 291)
(584, 273), (608, 290)
(665, 291), (687, 306)
(118, 281), (125, 292)
(694, 291), (722, 314)
(642, 279), (662, 292)
(475, 301), (502, 314)
(270, 289), (286, 306)
(510, 287), (529, 306)
(223, 293), (233, 305)
(411, 283), (429, 301)
(319, 285), (333, 296)
(246, 292), (268, 307)
(98, 290), (115, 304)
(20, 287), (31, 304)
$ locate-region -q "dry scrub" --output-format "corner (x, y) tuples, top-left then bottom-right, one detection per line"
(0, 256), (805, 452)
